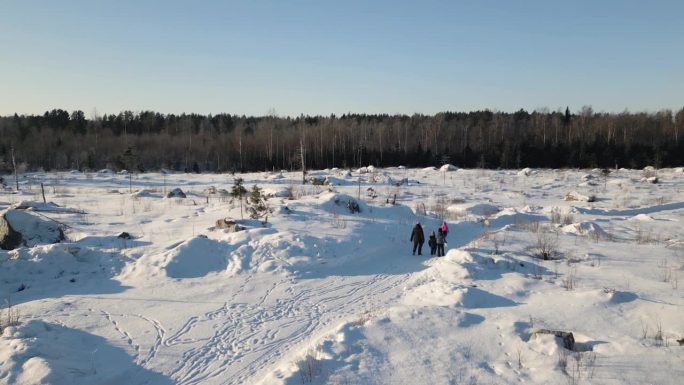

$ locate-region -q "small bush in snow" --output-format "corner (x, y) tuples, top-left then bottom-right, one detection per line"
(635, 225), (657, 244)
(0, 297), (20, 333)
(550, 208), (562, 224)
(562, 268), (578, 290)
(535, 227), (559, 260)
(429, 197), (448, 220)
(331, 211), (347, 229)
(345, 199), (360, 214)
(562, 213), (574, 226)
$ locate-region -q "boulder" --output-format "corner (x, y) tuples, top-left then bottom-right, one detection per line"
(1, 209), (65, 250)
(564, 191), (596, 202)
(532, 329), (575, 351)
(0, 213), (22, 250)
(215, 218), (244, 232)
(166, 188), (187, 198)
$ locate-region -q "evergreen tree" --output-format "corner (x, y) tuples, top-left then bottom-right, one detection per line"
(247, 184), (269, 221)
(230, 177), (247, 219)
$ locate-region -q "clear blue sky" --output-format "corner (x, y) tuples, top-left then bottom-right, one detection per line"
(1, 0), (682, 117)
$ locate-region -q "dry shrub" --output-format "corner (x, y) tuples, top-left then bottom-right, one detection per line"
(535, 227), (559, 260)
(297, 349), (322, 383)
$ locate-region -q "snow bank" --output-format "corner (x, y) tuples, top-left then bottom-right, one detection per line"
(439, 164), (458, 172)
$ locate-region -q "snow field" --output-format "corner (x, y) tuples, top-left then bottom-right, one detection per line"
(1, 167), (682, 384)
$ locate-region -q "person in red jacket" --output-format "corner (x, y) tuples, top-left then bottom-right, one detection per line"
(440, 221), (449, 241)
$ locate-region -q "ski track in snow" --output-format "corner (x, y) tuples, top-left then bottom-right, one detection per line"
(86, 269), (408, 384)
(168, 273), (408, 385)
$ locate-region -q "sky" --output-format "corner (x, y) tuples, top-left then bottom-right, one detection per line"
(1, 0), (682, 117)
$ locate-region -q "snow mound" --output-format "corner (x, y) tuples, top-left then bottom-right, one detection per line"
(164, 236), (231, 278)
(262, 187), (291, 198)
(0, 243), (124, 293)
(323, 176), (351, 186)
(447, 202), (500, 217)
(11, 201), (82, 214)
(317, 192), (368, 214)
(336, 169), (352, 178)
(439, 164), (458, 172)
(130, 189), (159, 198)
(421, 166), (437, 171)
(630, 214), (655, 221)
(403, 251), (471, 307)
(0, 320), (169, 385)
(518, 167), (535, 176)
(562, 221), (609, 239)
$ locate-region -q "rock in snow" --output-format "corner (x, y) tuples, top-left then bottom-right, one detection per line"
(1, 209), (65, 250)
(166, 188), (187, 198)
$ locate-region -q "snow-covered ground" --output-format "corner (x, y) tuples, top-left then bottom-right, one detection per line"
(1, 167), (682, 385)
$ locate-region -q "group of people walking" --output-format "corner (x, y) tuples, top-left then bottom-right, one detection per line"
(410, 221), (449, 256)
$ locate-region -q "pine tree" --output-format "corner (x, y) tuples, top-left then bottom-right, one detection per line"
(247, 184), (269, 221)
(230, 177), (247, 219)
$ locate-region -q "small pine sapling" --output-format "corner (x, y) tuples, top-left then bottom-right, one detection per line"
(230, 177), (248, 219)
(247, 184), (269, 222)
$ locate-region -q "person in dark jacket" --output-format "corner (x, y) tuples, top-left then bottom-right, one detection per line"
(436, 228), (446, 257)
(428, 231), (437, 256)
(410, 223), (425, 255)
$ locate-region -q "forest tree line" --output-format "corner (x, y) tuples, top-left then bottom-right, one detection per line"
(0, 106), (682, 173)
